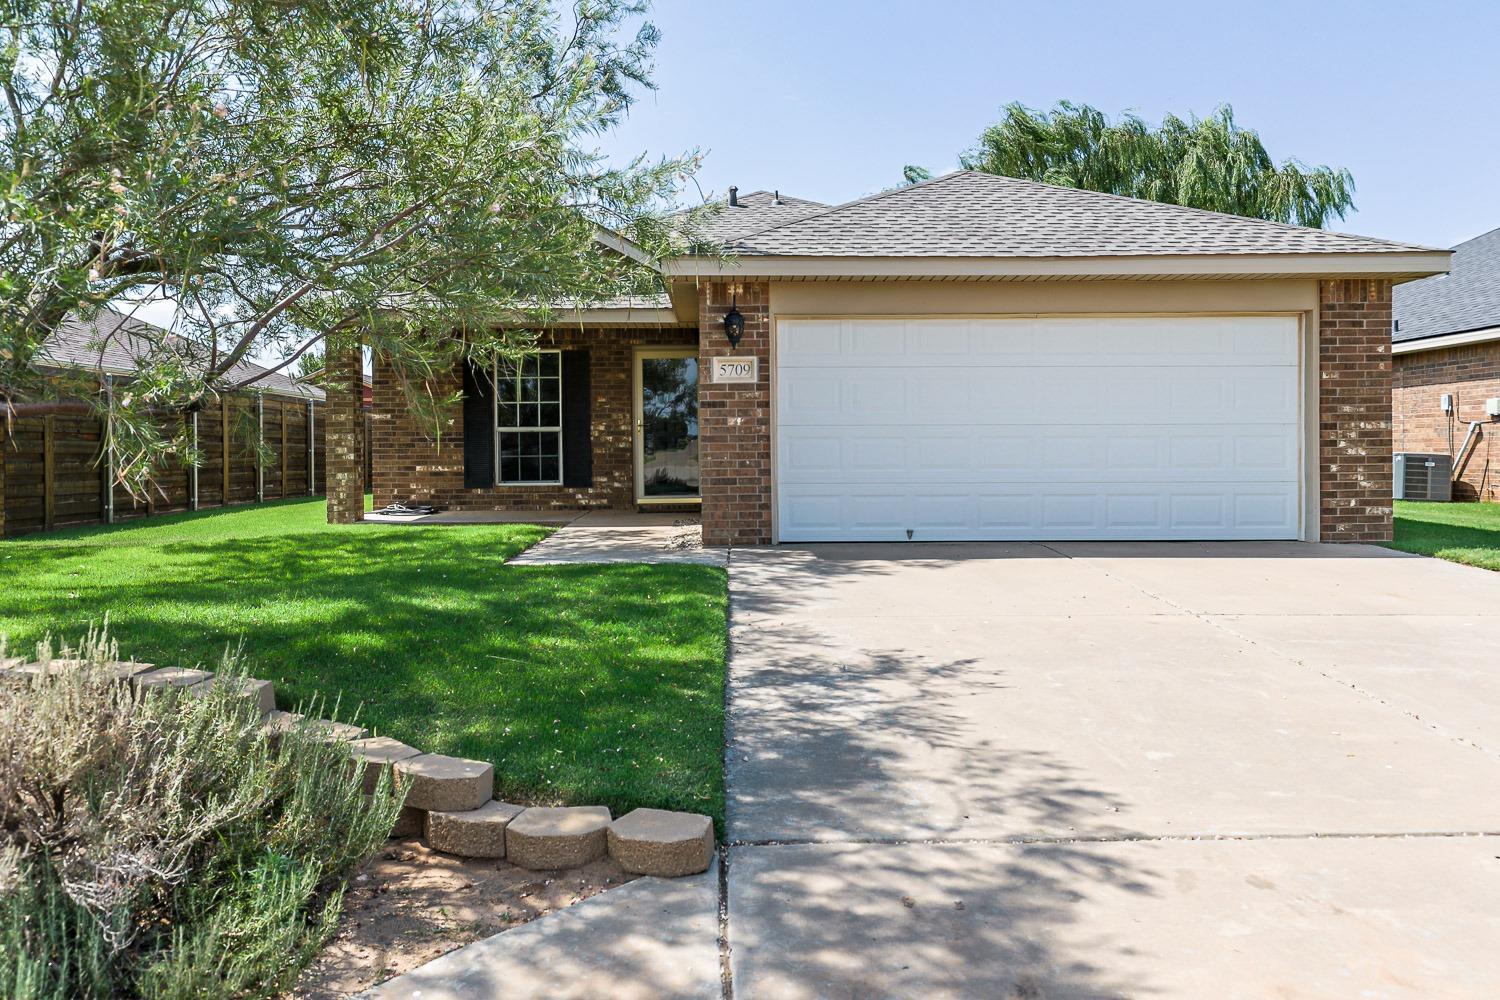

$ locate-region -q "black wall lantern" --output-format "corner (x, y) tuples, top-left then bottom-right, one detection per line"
(723, 294), (745, 349)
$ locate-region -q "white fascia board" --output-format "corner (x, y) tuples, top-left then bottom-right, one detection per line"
(593, 226), (659, 269)
(661, 251), (1452, 280)
(545, 307), (684, 326)
(1392, 325), (1500, 354)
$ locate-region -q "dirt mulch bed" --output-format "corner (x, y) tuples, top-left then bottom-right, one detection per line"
(288, 837), (638, 998)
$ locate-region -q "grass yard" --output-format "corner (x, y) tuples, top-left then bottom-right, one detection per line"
(0, 497), (728, 823)
(1390, 500), (1500, 571)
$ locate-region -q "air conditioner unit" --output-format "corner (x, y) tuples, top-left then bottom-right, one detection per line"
(1393, 452), (1453, 501)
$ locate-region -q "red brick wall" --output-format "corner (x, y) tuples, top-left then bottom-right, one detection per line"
(325, 344), (366, 524)
(698, 282), (772, 546)
(370, 326), (696, 511)
(1318, 279), (1393, 542)
(1394, 343), (1500, 501)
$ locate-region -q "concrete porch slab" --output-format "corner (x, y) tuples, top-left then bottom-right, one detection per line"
(362, 509), (581, 525)
(727, 837), (1500, 1000)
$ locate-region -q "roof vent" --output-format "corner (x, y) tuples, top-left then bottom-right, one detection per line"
(728, 186), (738, 207)
(771, 190), (783, 205)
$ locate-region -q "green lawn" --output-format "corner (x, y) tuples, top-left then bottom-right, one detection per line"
(0, 498), (728, 822)
(1391, 500), (1500, 571)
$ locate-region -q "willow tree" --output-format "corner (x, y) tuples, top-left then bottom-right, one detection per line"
(961, 102), (1355, 228)
(1, 0), (695, 492)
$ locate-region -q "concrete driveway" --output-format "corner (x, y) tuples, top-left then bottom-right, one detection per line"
(725, 542), (1500, 999)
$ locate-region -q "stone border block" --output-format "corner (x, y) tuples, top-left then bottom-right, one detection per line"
(426, 800), (525, 858)
(350, 736), (423, 792)
(506, 806), (611, 870)
(607, 808), (715, 877)
(394, 754), (494, 812)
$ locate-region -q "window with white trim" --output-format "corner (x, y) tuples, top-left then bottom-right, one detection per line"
(494, 351), (562, 485)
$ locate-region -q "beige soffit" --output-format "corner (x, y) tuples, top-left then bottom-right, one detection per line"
(661, 252), (1452, 281)
(1391, 325), (1500, 354)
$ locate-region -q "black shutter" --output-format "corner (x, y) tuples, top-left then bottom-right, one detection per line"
(462, 359), (495, 489)
(561, 349), (592, 488)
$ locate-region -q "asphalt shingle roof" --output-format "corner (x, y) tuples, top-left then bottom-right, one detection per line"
(1392, 227), (1500, 342)
(675, 190), (829, 245)
(712, 171), (1437, 258)
(40, 308), (325, 400)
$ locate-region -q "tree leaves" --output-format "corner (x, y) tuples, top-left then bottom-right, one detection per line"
(2, 0), (694, 493)
(961, 101), (1355, 229)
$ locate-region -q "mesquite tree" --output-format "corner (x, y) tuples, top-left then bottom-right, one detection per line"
(962, 101), (1355, 228)
(1, 0), (695, 492)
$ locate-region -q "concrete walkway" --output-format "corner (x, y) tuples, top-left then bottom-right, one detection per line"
(725, 541), (1500, 998)
(509, 512), (726, 566)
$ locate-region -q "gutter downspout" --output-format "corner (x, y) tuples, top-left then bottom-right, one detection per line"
(1455, 421), (1485, 481)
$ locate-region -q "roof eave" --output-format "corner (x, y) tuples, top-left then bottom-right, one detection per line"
(661, 251), (1453, 281)
(1392, 324), (1500, 354)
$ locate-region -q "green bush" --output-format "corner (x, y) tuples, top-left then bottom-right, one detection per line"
(0, 629), (401, 998)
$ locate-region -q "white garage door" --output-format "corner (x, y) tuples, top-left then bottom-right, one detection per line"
(776, 316), (1301, 542)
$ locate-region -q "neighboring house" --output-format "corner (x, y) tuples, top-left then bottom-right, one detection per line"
(0, 309), (329, 536)
(1392, 227), (1500, 501)
(348, 171), (1449, 545)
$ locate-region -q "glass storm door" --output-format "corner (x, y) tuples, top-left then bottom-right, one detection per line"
(635, 351), (700, 502)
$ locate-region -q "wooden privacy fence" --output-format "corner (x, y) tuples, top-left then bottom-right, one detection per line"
(0, 395), (370, 538)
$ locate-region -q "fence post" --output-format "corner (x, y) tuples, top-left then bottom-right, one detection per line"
(43, 414), (55, 532)
(0, 421), (6, 538)
(191, 411), (200, 510)
(256, 395), (265, 502)
(102, 376), (115, 525)
(221, 397), (230, 505)
(307, 400), (316, 496)
(281, 400), (289, 498)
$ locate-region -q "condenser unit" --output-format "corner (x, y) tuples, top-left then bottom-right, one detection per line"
(1393, 452), (1453, 502)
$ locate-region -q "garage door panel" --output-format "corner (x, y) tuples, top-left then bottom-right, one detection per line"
(779, 425), (1297, 485)
(776, 317), (1301, 541)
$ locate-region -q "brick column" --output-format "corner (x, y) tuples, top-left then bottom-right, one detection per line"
(698, 281), (772, 546)
(325, 343), (366, 524)
(1318, 278), (1393, 542)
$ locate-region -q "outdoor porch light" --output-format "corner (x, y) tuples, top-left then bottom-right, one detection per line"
(723, 295), (745, 349)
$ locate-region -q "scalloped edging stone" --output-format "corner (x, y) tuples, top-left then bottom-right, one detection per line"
(188, 675), (276, 715)
(426, 800), (526, 858)
(394, 753), (494, 812)
(505, 806), (612, 870)
(136, 666), (213, 691)
(350, 736), (423, 792)
(607, 808), (715, 877)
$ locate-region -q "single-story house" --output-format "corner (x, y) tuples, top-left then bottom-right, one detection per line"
(332, 170), (1451, 545)
(1392, 226), (1500, 500)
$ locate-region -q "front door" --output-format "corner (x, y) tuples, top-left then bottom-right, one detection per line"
(634, 350), (701, 503)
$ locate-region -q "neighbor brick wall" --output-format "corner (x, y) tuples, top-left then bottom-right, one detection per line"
(1394, 343), (1500, 501)
(325, 343), (366, 524)
(698, 281), (772, 546)
(1318, 279), (1393, 542)
(370, 326), (697, 511)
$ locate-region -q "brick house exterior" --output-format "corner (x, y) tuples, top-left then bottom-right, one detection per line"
(1391, 226), (1500, 503)
(330, 173), (1450, 544)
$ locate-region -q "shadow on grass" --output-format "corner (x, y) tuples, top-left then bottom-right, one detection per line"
(0, 526), (728, 822)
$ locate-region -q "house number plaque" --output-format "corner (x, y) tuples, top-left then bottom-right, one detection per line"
(712, 357), (758, 383)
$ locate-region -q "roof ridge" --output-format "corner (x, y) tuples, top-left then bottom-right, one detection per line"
(722, 169), (1441, 256)
(723, 170), (974, 247)
(953, 170), (1444, 253)
(1451, 225), (1500, 250)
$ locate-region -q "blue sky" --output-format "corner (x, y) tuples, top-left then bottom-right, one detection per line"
(599, 0), (1500, 249)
